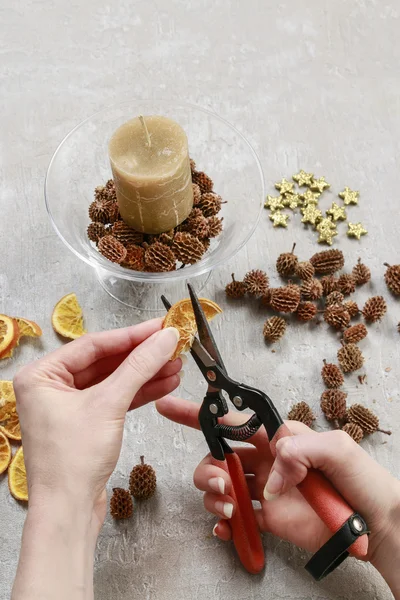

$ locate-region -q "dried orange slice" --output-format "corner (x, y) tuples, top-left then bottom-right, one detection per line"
(0, 381), (21, 441)
(51, 293), (86, 340)
(163, 298), (222, 360)
(8, 447), (28, 502)
(15, 317), (42, 339)
(0, 413), (21, 441)
(0, 315), (19, 359)
(0, 431), (11, 475)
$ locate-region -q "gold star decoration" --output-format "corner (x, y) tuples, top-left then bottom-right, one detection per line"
(347, 222), (367, 240)
(292, 170), (314, 187)
(301, 204), (323, 226)
(275, 178), (294, 195)
(316, 217), (336, 232)
(339, 187), (359, 205)
(282, 192), (302, 210)
(300, 189), (320, 205)
(326, 202), (347, 221)
(310, 176), (330, 193)
(269, 210), (289, 228)
(316, 217), (338, 245)
(264, 195), (285, 211)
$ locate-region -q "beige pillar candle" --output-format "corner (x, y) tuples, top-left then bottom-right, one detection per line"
(108, 115), (194, 234)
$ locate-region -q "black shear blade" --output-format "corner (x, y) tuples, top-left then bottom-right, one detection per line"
(187, 284), (226, 372)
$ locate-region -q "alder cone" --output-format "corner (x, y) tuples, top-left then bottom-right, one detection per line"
(384, 263), (400, 295)
(352, 259), (371, 286)
(192, 171), (214, 194)
(295, 261), (315, 280)
(343, 324), (368, 344)
(346, 404), (379, 434)
(344, 301), (359, 318)
(144, 242), (176, 272)
(321, 361), (344, 388)
(122, 245), (146, 271)
(321, 275), (339, 296)
(338, 274), (356, 296)
(87, 222), (107, 243)
(173, 232), (206, 264)
(362, 296), (387, 322)
(111, 221), (144, 246)
(225, 274), (246, 299)
(310, 249), (345, 274)
(110, 488), (133, 519)
(263, 316), (286, 343)
(276, 244), (298, 277)
(243, 270), (269, 297)
(98, 235), (127, 264)
(320, 389), (348, 422)
(192, 183), (201, 205)
(325, 291), (344, 307)
(207, 216), (223, 238)
(296, 301), (317, 321)
(324, 305), (351, 330)
(287, 402), (315, 427)
(270, 285), (301, 313)
(198, 192), (223, 217)
(301, 278), (323, 301)
(338, 343), (364, 373)
(129, 457), (157, 499)
(342, 422), (364, 444)
(89, 199), (115, 224)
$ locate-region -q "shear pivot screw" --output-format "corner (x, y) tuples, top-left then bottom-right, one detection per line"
(209, 403), (219, 415)
(233, 396), (243, 408)
(207, 370), (217, 382)
(351, 517), (364, 533)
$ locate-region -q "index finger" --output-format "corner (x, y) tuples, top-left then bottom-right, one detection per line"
(43, 318), (163, 374)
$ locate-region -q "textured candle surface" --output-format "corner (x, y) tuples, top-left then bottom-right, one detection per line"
(109, 115), (193, 234)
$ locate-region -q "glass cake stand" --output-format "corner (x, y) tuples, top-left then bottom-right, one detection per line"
(45, 100), (264, 312)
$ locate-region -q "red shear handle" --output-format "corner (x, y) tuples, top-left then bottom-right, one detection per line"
(270, 423), (369, 559)
(213, 453), (265, 574)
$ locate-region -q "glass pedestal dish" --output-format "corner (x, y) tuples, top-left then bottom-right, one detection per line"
(45, 100), (264, 312)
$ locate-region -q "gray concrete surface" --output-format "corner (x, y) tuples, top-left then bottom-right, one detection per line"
(1, 1), (399, 598)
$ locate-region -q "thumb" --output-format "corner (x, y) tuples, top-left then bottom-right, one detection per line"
(263, 430), (396, 519)
(99, 327), (180, 410)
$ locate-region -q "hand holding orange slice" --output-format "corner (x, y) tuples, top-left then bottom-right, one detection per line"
(163, 298), (222, 360)
(8, 446), (28, 502)
(51, 293), (86, 340)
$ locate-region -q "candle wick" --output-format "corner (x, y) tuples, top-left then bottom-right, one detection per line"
(139, 115), (151, 148)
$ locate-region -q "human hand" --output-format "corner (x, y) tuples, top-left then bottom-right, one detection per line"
(156, 396), (400, 595)
(14, 319), (180, 532)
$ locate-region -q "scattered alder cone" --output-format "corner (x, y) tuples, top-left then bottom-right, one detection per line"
(321, 389), (348, 427)
(342, 422), (364, 444)
(296, 301), (317, 322)
(122, 245), (145, 271)
(346, 404), (391, 435)
(338, 274), (356, 296)
(287, 402), (315, 428)
(263, 316), (286, 343)
(98, 235), (127, 264)
(321, 360), (344, 388)
(344, 301), (359, 318)
(261, 288), (273, 307)
(87, 222), (107, 243)
(362, 296), (387, 322)
(173, 232), (206, 264)
(326, 291), (344, 307)
(324, 305), (351, 330)
(243, 269), (269, 297)
(111, 221), (144, 246)
(352, 259), (371, 286)
(295, 261), (315, 280)
(225, 274), (246, 299)
(110, 488), (133, 520)
(270, 285), (301, 313)
(129, 456), (157, 499)
(310, 249), (345, 274)
(144, 242), (176, 272)
(301, 278), (323, 301)
(192, 170), (214, 194)
(343, 323), (368, 344)
(321, 275), (339, 296)
(338, 343), (364, 373)
(276, 243), (298, 277)
(384, 263), (400, 295)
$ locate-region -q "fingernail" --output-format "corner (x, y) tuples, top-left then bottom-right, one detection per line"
(263, 470), (283, 501)
(209, 477), (225, 494)
(212, 523), (219, 537)
(180, 355), (188, 366)
(155, 327), (180, 355)
(178, 370), (185, 379)
(215, 501), (233, 519)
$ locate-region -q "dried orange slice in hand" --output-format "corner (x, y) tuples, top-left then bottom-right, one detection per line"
(8, 447), (28, 502)
(0, 380), (21, 441)
(15, 317), (42, 339)
(51, 293), (87, 340)
(0, 315), (19, 359)
(163, 298), (222, 360)
(0, 431), (11, 475)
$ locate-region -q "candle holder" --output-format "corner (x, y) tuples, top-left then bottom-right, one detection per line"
(45, 100), (264, 312)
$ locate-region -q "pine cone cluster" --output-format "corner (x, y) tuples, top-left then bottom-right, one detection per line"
(88, 167), (225, 272)
(287, 401), (315, 427)
(263, 316), (286, 343)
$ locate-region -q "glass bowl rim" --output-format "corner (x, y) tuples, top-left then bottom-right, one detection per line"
(44, 99), (265, 283)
